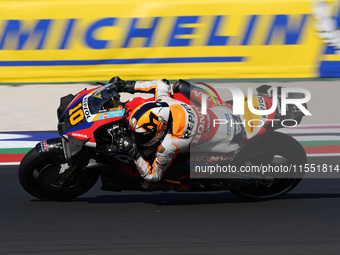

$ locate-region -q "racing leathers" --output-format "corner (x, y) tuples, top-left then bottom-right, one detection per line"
(119, 79), (243, 182)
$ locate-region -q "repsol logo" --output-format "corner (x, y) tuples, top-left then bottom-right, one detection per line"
(191, 105), (210, 144)
(182, 103), (195, 138)
(82, 96), (91, 120)
(256, 96), (268, 119)
(0, 14), (308, 50)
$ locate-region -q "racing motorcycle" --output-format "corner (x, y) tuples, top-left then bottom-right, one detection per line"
(18, 81), (307, 201)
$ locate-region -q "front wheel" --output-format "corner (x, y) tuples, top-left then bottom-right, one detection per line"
(19, 148), (100, 201)
(230, 132), (306, 201)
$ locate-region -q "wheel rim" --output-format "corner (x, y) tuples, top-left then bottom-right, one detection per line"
(233, 152), (303, 198)
(28, 157), (81, 195)
(37, 163), (78, 192)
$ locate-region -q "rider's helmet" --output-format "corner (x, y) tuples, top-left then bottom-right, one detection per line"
(129, 101), (170, 146)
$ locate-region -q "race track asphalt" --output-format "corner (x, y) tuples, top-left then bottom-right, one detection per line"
(1, 156), (340, 255)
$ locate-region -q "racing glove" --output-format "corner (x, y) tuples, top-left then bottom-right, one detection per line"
(109, 76), (135, 94)
(116, 135), (140, 160)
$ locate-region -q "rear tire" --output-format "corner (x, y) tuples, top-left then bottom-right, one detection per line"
(19, 148), (99, 201)
(230, 132), (306, 201)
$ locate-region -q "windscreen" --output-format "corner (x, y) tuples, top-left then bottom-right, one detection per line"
(87, 83), (121, 114)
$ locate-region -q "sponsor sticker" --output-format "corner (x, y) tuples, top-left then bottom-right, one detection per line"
(41, 140), (49, 152)
(71, 133), (88, 139)
(225, 114), (232, 138)
(130, 118), (137, 129)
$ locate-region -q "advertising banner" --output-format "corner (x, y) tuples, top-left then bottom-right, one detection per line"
(0, 0), (339, 83)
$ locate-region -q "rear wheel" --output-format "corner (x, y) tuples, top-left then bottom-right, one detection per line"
(230, 132), (306, 201)
(19, 148), (99, 201)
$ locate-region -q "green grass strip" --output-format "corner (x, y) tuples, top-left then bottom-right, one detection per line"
(0, 148), (32, 154)
(299, 141), (340, 147)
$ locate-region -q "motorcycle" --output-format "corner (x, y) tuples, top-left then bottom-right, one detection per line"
(18, 81), (307, 201)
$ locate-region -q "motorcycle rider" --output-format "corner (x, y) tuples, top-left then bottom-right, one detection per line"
(111, 76), (244, 182)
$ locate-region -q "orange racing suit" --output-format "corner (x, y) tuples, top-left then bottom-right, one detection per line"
(128, 79), (243, 182)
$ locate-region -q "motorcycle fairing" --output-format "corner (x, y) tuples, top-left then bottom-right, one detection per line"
(241, 95), (277, 139)
(58, 83), (125, 155)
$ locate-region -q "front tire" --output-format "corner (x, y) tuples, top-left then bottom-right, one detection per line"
(19, 148), (99, 201)
(230, 132), (306, 201)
